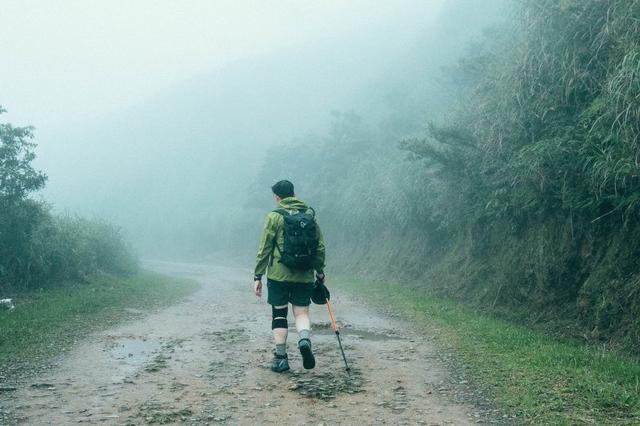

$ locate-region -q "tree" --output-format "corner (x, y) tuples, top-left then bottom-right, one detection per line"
(0, 106), (47, 203)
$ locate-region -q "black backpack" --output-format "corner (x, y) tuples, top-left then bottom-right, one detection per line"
(273, 207), (319, 270)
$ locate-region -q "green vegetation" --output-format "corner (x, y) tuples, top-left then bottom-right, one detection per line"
(1, 107), (137, 293)
(337, 276), (640, 425)
(400, 0), (640, 353)
(251, 0), (640, 354)
(0, 271), (200, 373)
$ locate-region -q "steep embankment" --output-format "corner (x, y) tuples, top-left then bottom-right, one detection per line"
(416, 218), (640, 351)
(396, 0), (640, 354)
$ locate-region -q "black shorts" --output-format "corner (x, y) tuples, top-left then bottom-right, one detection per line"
(267, 279), (313, 307)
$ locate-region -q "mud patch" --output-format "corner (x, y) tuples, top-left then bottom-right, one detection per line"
(287, 369), (365, 400)
(389, 384), (409, 413)
(202, 327), (248, 344)
(311, 322), (405, 341)
(110, 338), (161, 365)
(207, 358), (246, 389)
(135, 400), (193, 424)
(144, 353), (170, 372)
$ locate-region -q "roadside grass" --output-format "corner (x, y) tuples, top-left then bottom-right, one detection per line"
(336, 277), (640, 425)
(0, 271), (200, 375)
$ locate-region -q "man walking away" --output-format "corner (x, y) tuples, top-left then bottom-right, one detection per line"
(253, 180), (326, 372)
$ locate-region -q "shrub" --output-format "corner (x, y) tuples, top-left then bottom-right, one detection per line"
(0, 108), (137, 293)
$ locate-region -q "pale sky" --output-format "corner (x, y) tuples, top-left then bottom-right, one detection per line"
(0, 0), (444, 130)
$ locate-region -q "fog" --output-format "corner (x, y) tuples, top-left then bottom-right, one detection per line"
(1, 0), (505, 258)
(5, 3), (640, 422)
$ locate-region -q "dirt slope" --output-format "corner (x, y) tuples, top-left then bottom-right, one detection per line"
(0, 261), (480, 425)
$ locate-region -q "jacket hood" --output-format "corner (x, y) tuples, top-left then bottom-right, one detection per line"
(277, 196), (308, 211)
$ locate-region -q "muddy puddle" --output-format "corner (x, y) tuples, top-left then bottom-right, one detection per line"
(309, 322), (405, 341)
(110, 338), (161, 364)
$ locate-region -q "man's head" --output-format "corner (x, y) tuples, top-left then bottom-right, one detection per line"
(271, 180), (294, 203)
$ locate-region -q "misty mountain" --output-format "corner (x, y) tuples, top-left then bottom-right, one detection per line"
(37, 26), (429, 255)
(34, 0), (506, 257)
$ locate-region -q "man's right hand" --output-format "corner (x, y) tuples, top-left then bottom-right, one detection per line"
(254, 279), (263, 297)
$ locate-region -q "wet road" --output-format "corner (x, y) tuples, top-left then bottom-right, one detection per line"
(0, 261), (477, 425)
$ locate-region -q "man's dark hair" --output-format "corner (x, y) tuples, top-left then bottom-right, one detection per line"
(272, 180), (295, 198)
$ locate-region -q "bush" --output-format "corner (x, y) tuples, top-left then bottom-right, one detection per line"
(0, 108), (137, 293)
(0, 202), (138, 293)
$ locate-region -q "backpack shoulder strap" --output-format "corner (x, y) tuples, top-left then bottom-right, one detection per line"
(270, 209), (288, 258)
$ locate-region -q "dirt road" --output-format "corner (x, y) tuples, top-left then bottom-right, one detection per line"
(1, 261), (482, 425)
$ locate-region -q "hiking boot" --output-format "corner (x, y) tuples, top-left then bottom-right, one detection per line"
(298, 338), (316, 369)
(271, 353), (290, 373)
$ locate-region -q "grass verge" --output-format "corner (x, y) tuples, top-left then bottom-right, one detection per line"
(336, 277), (640, 425)
(0, 270), (200, 376)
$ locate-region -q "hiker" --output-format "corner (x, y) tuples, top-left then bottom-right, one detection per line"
(253, 180), (326, 372)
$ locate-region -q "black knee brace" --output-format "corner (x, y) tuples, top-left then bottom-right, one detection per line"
(272, 305), (288, 329)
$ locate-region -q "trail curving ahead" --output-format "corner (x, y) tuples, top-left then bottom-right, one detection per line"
(1, 261), (481, 425)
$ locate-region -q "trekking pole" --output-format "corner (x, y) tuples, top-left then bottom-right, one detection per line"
(321, 285), (351, 375)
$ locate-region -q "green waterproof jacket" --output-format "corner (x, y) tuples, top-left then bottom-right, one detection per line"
(254, 197), (325, 283)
